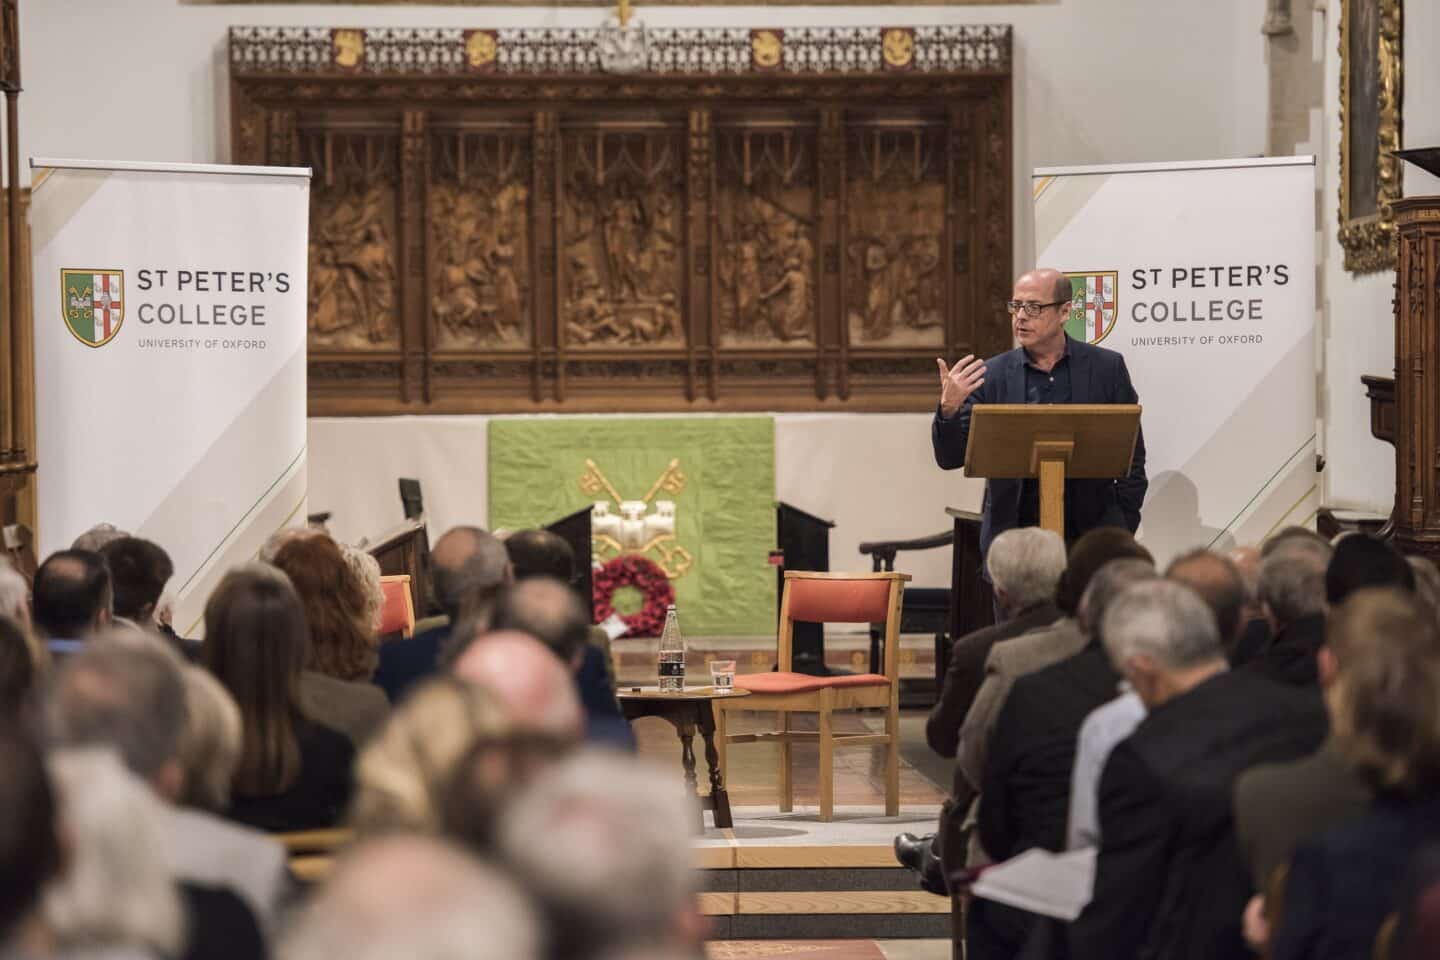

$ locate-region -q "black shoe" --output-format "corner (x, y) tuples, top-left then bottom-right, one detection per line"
(894, 832), (948, 896)
(894, 832), (930, 872)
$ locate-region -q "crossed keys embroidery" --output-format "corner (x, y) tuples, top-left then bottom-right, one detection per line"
(580, 457), (695, 579)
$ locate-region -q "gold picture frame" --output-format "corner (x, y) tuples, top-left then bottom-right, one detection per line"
(1338, 0), (1403, 274)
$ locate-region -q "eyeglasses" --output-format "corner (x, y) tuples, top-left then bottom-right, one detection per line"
(1005, 299), (1070, 317)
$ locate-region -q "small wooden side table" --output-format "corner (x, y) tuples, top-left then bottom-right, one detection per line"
(617, 686), (750, 829)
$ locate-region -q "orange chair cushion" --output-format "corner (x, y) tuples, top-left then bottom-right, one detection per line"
(734, 671), (890, 695)
(787, 577), (894, 624)
(378, 577), (415, 637)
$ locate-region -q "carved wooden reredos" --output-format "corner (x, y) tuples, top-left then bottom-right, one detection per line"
(229, 25), (1013, 414)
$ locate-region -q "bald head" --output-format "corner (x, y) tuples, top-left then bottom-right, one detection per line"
(431, 526), (511, 622)
(491, 578), (591, 666)
(1166, 550), (1247, 655)
(279, 835), (540, 960)
(1227, 547), (1261, 601)
(452, 631), (583, 738)
(1021, 268), (1072, 304)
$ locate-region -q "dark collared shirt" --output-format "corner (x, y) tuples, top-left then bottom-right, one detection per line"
(1018, 343), (1074, 529)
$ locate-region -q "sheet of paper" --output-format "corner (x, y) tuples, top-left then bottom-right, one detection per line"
(970, 847), (1097, 922)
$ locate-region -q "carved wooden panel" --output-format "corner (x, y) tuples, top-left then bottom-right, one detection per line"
(230, 25), (1013, 414)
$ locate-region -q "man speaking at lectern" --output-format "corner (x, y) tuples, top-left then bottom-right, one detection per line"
(932, 267), (1147, 559)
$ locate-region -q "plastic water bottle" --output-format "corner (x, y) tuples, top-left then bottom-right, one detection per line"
(657, 605), (685, 692)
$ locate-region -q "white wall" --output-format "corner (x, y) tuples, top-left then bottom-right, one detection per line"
(15, 0), (1273, 587)
(16, 0), (1269, 268)
(1319, 0), (1440, 514)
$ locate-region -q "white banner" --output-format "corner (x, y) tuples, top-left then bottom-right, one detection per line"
(31, 159), (310, 635)
(1034, 157), (1317, 562)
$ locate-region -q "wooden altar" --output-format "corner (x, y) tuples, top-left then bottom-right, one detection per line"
(228, 25), (1013, 415)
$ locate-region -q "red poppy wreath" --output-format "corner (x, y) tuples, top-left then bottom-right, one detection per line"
(592, 554), (675, 638)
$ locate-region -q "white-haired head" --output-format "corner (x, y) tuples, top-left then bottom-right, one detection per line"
(1101, 580), (1226, 709)
(986, 527), (1067, 615)
(497, 749), (700, 957)
(43, 748), (185, 956)
(279, 835), (540, 960)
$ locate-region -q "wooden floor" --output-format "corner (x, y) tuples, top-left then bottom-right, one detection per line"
(632, 704), (948, 809)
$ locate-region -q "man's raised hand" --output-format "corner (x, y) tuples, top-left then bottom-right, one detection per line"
(936, 355), (986, 418)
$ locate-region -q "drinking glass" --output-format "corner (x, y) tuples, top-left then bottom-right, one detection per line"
(710, 659), (736, 692)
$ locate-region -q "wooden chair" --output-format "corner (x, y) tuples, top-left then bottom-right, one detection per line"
(715, 571), (909, 822)
(275, 827), (352, 886)
(379, 574), (416, 638)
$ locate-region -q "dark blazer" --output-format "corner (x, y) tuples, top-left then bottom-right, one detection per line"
(1246, 612), (1326, 688)
(1069, 668), (1328, 960)
(927, 602), (1062, 759)
(576, 644), (636, 750)
(932, 336), (1147, 560)
(1232, 738), (1373, 890)
(373, 622), (450, 703)
(977, 643), (1122, 864)
(1272, 792), (1440, 960)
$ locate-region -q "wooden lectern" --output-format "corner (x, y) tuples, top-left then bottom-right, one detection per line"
(963, 404), (1142, 537)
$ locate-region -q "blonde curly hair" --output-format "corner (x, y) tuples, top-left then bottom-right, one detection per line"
(351, 676), (514, 834)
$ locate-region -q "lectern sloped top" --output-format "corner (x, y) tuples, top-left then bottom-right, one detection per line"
(962, 404), (1142, 480)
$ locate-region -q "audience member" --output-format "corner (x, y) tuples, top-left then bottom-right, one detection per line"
(488, 577), (633, 748)
(351, 675), (513, 834)
(1261, 525), (1331, 556)
(1393, 844), (1440, 960)
(32, 549), (112, 656)
(0, 616), (36, 720)
(98, 537), (175, 634)
(504, 531), (628, 735)
(1408, 556), (1440, 623)
(497, 751), (701, 960)
(70, 522), (128, 553)
(505, 528), (580, 583)
(1252, 536), (1332, 687)
(489, 578), (591, 666)
(270, 535), (377, 681)
(1167, 548), (1247, 656)
(0, 722), (64, 953)
(1324, 533), (1415, 605)
(339, 543), (385, 638)
(0, 558), (30, 629)
(951, 528), (1152, 857)
(279, 835), (540, 960)
(451, 629), (585, 738)
(927, 527), (1066, 760)
(1234, 589), (1413, 903)
(1067, 549), (1251, 853)
(1227, 545), (1270, 665)
(1269, 588), (1440, 960)
(374, 526), (511, 703)
(256, 526), (321, 564)
(270, 535), (390, 746)
(442, 727), (576, 854)
(965, 557), (1157, 956)
(43, 748), (186, 960)
(1068, 580), (1326, 960)
(43, 642), (290, 936)
(203, 564), (354, 832)
(176, 665), (243, 814)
